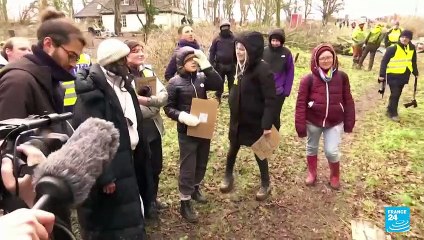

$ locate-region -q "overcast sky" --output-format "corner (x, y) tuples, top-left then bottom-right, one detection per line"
(9, 0), (424, 21)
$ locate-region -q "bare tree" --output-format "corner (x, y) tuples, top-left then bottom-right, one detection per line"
(318, 0), (343, 26)
(135, 0), (157, 41)
(303, 0), (312, 20)
(19, 0), (38, 24)
(114, 0), (122, 35)
(239, 0), (249, 26)
(223, 0), (235, 21)
(0, 0), (8, 22)
(81, 0), (88, 7)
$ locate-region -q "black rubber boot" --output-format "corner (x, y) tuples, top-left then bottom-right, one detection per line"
(191, 186), (208, 204)
(256, 159), (271, 201)
(180, 200), (198, 223)
(145, 201), (159, 221)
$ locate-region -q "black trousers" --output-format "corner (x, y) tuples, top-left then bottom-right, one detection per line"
(149, 137), (163, 200)
(215, 63), (235, 98)
(359, 44), (378, 70)
(225, 141), (270, 185)
(178, 133), (211, 198)
(274, 95), (286, 131)
(387, 83), (405, 117)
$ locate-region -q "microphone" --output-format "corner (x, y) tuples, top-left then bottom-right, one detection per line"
(32, 117), (120, 209)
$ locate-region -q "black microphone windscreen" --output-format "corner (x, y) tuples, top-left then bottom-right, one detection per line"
(33, 118), (120, 206)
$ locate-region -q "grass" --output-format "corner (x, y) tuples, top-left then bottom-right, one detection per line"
(47, 24), (422, 238)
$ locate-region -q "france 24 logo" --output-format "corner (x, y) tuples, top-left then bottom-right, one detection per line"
(384, 206), (410, 232)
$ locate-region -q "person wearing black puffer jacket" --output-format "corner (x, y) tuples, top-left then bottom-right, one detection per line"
(219, 31), (277, 201)
(263, 28), (295, 130)
(164, 46), (222, 223)
(209, 20), (236, 103)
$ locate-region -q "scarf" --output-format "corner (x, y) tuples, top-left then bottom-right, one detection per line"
(318, 67), (335, 82)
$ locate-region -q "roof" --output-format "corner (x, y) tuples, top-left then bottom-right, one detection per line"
(75, 0), (186, 18)
(74, 0), (110, 18)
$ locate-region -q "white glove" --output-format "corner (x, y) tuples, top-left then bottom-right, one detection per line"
(193, 49), (212, 70)
(178, 112), (200, 127)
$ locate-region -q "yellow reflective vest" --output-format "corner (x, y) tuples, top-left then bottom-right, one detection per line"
(64, 53), (91, 107)
(387, 28), (402, 44)
(386, 44), (414, 74)
(352, 26), (366, 44)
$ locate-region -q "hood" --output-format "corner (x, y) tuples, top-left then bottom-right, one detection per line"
(310, 43), (338, 75)
(268, 28), (286, 46)
(235, 31), (264, 69)
(175, 46), (196, 72)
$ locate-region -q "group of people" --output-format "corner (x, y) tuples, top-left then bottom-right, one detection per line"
(351, 20), (419, 122)
(0, 7), (418, 240)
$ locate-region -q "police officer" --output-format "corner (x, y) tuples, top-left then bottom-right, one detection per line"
(379, 30), (419, 122)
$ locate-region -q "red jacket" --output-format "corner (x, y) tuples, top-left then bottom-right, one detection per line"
(295, 44), (355, 137)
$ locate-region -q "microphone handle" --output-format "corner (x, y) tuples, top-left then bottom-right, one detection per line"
(32, 194), (51, 210)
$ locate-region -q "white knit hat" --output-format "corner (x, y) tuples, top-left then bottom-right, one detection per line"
(97, 39), (130, 66)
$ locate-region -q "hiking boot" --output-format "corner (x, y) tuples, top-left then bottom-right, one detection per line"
(156, 199), (168, 210)
(256, 184), (271, 201)
(180, 200), (198, 223)
(305, 155), (318, 186)
(219, 174), (234, 193)
(191, 186), (208, 204)
(328, 161), (340, 190)
(390, 116), (400, 122)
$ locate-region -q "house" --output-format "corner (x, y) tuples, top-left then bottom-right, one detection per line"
(74, 0), (187, 32)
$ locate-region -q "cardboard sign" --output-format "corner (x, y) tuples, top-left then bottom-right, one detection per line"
(187, 98), (219, 139)
(134, 76), (157, 96)
(251, 125), (281, 160)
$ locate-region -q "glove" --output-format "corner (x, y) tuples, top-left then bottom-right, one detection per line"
(178, 112), (200, 127)
(137, 85), (152, 97)
(193, 49), (212, 70)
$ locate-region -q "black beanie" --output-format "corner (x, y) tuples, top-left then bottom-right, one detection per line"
(400, 30), (413, 40)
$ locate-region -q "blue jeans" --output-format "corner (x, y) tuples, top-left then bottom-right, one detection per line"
(306, 123), (343, 163)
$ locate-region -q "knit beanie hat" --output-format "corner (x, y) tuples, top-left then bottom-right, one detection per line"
(400, 30), (413, 40)
(97, 39), (130, 66)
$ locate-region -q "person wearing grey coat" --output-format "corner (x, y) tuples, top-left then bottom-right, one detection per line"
(126, 40), (168, 221)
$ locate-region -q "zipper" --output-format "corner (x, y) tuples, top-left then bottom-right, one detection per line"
(339, 102), (344, 112)
(322, 82), (329, 127)
(190, 76), (198, 98)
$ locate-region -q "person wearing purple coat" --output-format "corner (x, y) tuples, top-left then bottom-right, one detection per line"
(164, 25), (200, 81)
(262, 29), (295, 130)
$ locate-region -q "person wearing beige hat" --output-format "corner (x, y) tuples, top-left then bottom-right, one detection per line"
(73, 38), (147, 239)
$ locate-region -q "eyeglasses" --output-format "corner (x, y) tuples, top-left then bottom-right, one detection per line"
(319, 56), (333, 62)
(60, 46), (80, 62)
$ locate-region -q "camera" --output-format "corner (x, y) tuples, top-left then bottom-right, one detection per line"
(0, 113), (72, 178)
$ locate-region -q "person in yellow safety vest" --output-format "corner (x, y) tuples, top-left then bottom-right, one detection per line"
(379, 30), (419, 122)
(351, 20), (367, 67)
(357, 23), (385, 71)
(63, 53), (91, 112)
(384, 21), (402, 47)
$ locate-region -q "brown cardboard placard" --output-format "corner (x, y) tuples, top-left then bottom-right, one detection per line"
(187, 98), (219, 139)
(251, 125), (281, 160)
(134, 76), (157, 96)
